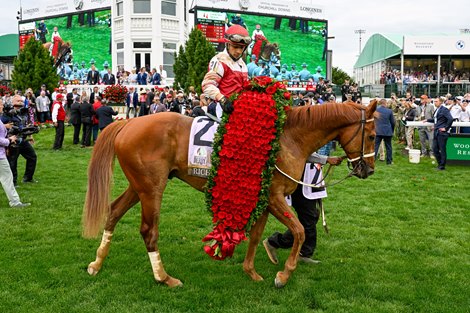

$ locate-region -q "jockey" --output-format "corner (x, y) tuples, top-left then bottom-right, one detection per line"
(202, 24), (251, 114)
(50, 26), (62, 57)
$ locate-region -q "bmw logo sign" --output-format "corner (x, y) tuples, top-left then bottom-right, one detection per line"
(456, 40), (465, 50)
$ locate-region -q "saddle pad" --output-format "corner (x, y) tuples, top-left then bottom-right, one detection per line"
(188, 116), (219, 178)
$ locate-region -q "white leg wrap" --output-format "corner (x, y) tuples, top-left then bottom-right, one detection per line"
(101, 230), (113, 246)
(148, 251), (168, 282)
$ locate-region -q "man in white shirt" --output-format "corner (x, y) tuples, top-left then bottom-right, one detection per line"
(460, 99), (470, 133)
(251, 24), (265, 40)
(159, 65), (168, 86)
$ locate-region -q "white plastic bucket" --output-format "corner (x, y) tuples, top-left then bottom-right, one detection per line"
(409, 149), (421, 163)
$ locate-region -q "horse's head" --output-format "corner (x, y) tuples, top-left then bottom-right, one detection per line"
(271, 43), (280, 58)
(336, 100), (378, 179)
(260, 42), (280, 63)
(55, 42), (72, 67)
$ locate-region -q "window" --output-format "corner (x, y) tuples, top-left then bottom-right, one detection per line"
(163, 51), (175, 77)
(117, 52), (124, 66)
(162, 0), (176, 16)
(116, 0), (123, 16)
(117, 42), (124, 50)
(163, 42), (177, 50)
(134, 0), (151, 14)
(133, 42), (151, 49)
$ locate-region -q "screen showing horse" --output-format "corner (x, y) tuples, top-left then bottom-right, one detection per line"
(195, 9), (328, 82)
(18, 9), (111, 81)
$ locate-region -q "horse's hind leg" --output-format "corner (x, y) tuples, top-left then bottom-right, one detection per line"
(87, 187), (139, 276)
(139, 188), (183, 288)
(243, 210), (269, 281)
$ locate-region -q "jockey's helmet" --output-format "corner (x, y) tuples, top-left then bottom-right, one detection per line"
(224, 25), (251, 47)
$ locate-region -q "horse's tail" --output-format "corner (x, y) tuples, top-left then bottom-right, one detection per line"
(82, 120), (128, 238)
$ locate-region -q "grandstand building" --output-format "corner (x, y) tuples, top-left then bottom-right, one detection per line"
(112, 0), (191, 79)
(354, 33), (470, 96)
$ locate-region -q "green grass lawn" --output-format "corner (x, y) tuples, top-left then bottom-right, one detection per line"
(0, 127), (468, 313)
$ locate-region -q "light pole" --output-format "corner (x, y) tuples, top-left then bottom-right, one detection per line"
(354, 29), (366, 55)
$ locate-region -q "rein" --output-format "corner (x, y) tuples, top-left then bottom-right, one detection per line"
(275, 108), (375, 189)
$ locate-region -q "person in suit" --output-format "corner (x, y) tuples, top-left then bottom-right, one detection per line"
(126, 87), (139, 119)
(89, 86), (102, 105)
(87, 65), (100, 85)
(426, 96), (454, 170)
(102, 68), (115, 85)
(137, 67), (148, 85)
(417, 95), (435, 157)
(79, 95), (94, 147)
(150, 68), (161, 85)
(95, 98), (118, 131)
(374, 99), (396, 165)
(69, 95), (81, 145)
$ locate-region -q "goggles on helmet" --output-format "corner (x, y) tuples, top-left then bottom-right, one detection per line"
(225, 33), (251, 46)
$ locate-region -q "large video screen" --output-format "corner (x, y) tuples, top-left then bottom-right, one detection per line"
(19, 9), (111, 79)
(196, 10), (327, 81)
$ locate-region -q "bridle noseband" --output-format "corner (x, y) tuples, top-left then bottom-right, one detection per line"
(341, 108), (375, 165)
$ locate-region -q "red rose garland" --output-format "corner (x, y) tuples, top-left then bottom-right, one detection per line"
(203, 77), (289, 260)
(103, 85), (128, 103)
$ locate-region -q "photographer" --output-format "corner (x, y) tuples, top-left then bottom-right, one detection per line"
(0, 117), (30, 208)
(0, 95), (38, 185)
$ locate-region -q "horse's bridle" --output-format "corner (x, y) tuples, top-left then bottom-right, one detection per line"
(274, 108), (375, 188)
(340, 108), (375, 166)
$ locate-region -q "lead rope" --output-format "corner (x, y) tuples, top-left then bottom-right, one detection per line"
(321, 199), (329, 234)
(274, 160), (356, 189)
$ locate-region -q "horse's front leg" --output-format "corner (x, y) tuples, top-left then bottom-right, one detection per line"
(243, 210), (269, 281)
(268, 193), (305, 288)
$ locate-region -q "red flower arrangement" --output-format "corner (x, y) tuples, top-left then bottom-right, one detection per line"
(0, 85), (13, 96)
(103, 85), (128, 103)
(203, 76), (291, 260)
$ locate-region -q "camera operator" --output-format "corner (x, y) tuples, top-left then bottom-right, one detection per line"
(0, 115), (31, 208)
(0, 95), (38, 185)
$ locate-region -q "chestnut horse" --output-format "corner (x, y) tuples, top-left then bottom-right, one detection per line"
(83, 100), (377, 288)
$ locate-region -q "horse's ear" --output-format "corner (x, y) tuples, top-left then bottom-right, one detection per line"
(366, 99), (378, 117)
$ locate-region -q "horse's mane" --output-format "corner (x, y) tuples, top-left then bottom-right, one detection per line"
(284, 101), (365, 131)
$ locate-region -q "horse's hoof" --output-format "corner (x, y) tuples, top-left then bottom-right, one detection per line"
(165, 277), (183, 288)
(87, 262), (100, 276)
(274, 271), (287, 288)
(250, 272), (264, 281)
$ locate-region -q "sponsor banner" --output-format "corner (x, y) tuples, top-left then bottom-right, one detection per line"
(447, 135), (470, 162)
(404, 36), (470, 55)
(194, 0), (325, 20)
(22, 0), (111, 21)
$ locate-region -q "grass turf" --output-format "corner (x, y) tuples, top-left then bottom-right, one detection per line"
(0, 127), (468, 313)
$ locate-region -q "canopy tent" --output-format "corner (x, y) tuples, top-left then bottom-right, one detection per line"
(0, 34), (19, 63)
(354, 33), (402, 69)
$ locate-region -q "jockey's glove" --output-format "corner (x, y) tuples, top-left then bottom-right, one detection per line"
(220, 97), (234, 114)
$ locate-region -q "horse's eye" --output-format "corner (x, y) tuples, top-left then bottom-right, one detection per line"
(369, 135), (375, 141)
